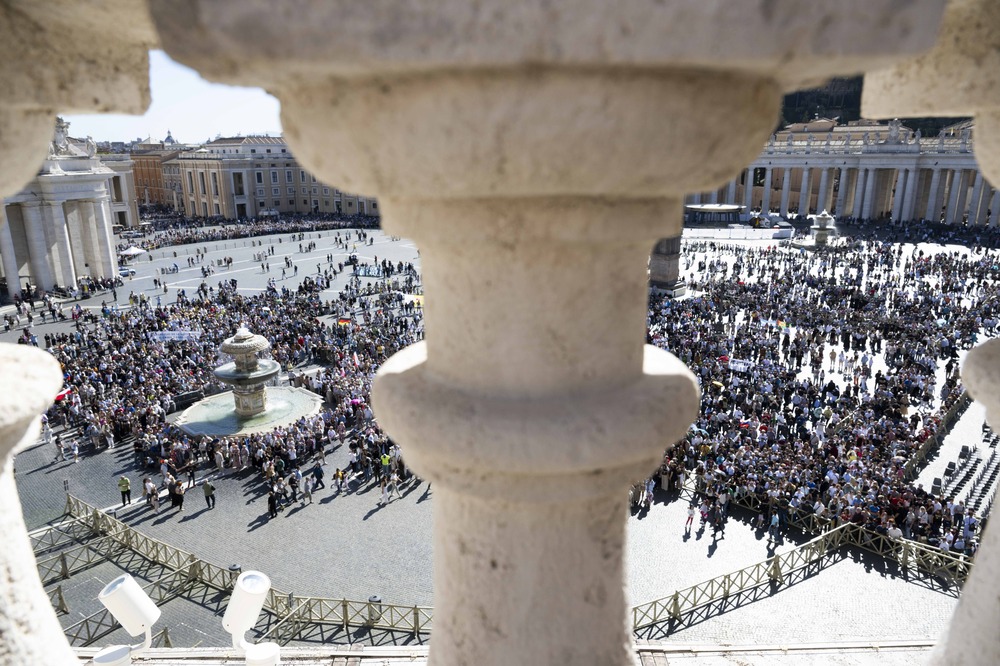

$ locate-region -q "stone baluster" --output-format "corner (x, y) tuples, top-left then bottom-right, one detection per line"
(0, 346), (73, 664)
(864, 0), (1000, 662)
(150, 2), (946, 664)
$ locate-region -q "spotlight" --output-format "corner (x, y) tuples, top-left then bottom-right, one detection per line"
(94, 574), (161, 665)
(223, 570), (281, 666)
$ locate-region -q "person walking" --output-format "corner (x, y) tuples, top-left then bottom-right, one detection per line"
(267, 490), (278, 519)
(685, 504), (696, 528)
(203, 479), (216, 509)
(312, 464), (325, 490)
(377, 478), (389, 506)
(175, 482), (186, 512)
(54, 435), (65, 462)
(118, 476), (131, 507)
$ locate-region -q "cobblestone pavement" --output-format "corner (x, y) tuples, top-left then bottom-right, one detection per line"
(11, 231), (964, 650)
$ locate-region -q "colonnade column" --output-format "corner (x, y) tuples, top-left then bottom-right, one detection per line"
(945, 170), (965, 225)
(925, 168), (942, 221)
(816, 168), (830, 213)
(743, 167), (755, 215)
(851, 168), (866, 218)
(760, 168), (773, 213)
(0, 205), (21, 299)
(968, 172), (985, 225)
(798, 167), (811, 215)
(42, 203), (75, 289)
(891, 169), (907, 221)
(991, 190), (1000, 227)
(861, 167), (878, 220)
(726, 178), (737, 205)
(19, 203), (55, 292)
(93, 200), (117, 279)
(834, 167), (849, 215)
(779, 168), (791, 217)
(901, 168), (920, 223)
(975, 184), (992, 226)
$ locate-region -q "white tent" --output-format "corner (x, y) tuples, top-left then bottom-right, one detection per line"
(119, 246), (147, 256)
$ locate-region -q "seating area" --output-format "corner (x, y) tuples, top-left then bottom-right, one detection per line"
(935, 424), (1000, 519)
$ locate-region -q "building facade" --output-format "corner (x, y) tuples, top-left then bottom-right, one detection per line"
(688, 118), (993, 226)
(174, 136), (379, 220)
(0, 119), (131, 299)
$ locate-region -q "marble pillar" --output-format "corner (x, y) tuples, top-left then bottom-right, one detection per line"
(42, 203), (75, 289)
(817, 168), (831, 213)
(726, 178), (737, 204)
(743, 167), (756, 214)
(19, 203), (54, 291)
(799, 167), (812, 215)
(779, 168), (791, 217)
(891, 169), (906, 220)
(991, 190), (1000, 226)
(945, 170), (964, 225)
(94, 199), (118, 278)
(968, 172), (985, 225)
(0, 205), (20, 299)
(761, 168), (773, 214)
(926, 168), (942, 221)
(861, 167), (878, 220)
(851, 168), (867, 219)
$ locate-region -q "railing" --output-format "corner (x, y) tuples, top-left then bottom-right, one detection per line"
(62, 495), (433, 644)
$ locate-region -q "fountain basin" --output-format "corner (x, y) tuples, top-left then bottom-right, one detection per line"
(213, 359), (282, 387)
(173, 386), (324, 438)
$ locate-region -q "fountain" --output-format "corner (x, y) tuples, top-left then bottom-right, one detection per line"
(214, 327), (281, 418)
(174, 326), (323, 437)
(793, 209), (843, 252)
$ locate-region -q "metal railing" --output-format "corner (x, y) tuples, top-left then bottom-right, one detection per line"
(62, 495), (433, 644)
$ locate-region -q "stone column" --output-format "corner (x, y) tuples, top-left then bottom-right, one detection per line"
(834, 166), (849, 215)
(761, 167), (773, 213)
(649, 236), (685, 295)
(991, 191), (1000, 226)
(19, 203), (55, 292)
(41, 202), (75, 289)
(925, 168), (942, 221)
(743, 167), (756, 215)
(968, 171), (985, 224)
(799, 167), (812, 215)
(779, 168), (791, 217)
(726, 178), (737, 204)
(94, 199), (118, 278)
(0, 205), (21, 299)
(852, 168), (867, 219)
(891, 168), (907, 220)
(975, 185), (992, 226)
(901, 168), (920, 222)
(861, 167), (879, 220)
(945, 170), (964, 225)
(817, 167), (831, 213)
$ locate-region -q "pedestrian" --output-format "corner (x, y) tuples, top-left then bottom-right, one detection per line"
(203, 479), (216, 509)
(267, 490), (278, 518)
(144, 477), (156, 505)
(118, 475), (131, 506)
(312, 464), (325, 490)
(685, 504), (695, 528)
(175, 482), (186, 511)
(150, 489), (160, 514)
(301, 476), (313, 505)
(378, 478), (389, 506)
(71, 440), (80, 463)
(334, 467), (344, 493)
(769, 512), (780, 541)
(54, 435), (64, 462)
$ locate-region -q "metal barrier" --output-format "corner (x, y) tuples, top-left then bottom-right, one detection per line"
(63, 495), (433, 644)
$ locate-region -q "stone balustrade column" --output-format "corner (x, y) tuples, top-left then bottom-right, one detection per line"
(19, 203), (54, 292)
(0, 204), (20, 299)
(799, 167), (812, 215)
(864, 1), (1000, 661)
(0, 345), (74, 664)
(925, 168), (943, 221)
(779, 168), (792, 217)
(149, 2), (948, 664)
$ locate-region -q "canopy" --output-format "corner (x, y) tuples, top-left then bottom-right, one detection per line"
(119, 246), (147, 256)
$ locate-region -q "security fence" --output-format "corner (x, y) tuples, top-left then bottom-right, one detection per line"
(61, 495), (433, 645)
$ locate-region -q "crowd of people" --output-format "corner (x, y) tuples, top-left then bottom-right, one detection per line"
(644, 236), (997, 556)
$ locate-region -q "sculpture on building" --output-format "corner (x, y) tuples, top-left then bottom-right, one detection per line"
(48, 117), (75, 157)
(887, 118), (902, 143)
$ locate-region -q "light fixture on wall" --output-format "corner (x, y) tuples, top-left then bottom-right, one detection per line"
(222, 570), (281, 666)
(93, 574), (161, 665)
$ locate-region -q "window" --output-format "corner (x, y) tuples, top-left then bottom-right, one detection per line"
(324, 200), (329, 207)
(270, 171), (278, 184)
(266, 149), (271, 153)
(286, 170), (293, 182)
(258, 200), (265, 209)
(273, 201), (280, 208)
(312, 187), (318, 194)
(251, 148), (257, 154)
(281, 148), (286, 153)
(300, 170), (306, 182)
(202, 202), (208, 216)
(301, 187), (307, 194)
(255, 171), (263, 184)
(312, 199), (319, 209)
(302, 199), (308, 205)
(287, 187), (294, 195)
(257, 187), (265, 196)
(211, 172), (219, 196)
(272, 187), (280, 196)
(187, 171), (194, 191)
(311, 176), (317, 183)
(214, 203), (221, 215)
(288, 199), (295, 205)
(232, 172), (245, 196)
(323, 187), (329, 195)
(198, 171), (207, 195)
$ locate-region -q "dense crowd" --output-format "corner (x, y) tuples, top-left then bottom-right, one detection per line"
(646, 237), (997, 556)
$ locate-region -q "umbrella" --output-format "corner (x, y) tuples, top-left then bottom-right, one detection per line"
(119, 246), (147, 256)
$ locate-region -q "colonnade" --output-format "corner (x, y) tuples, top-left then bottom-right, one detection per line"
(692, 157), (997, 226)
(0, 197), (117, 298)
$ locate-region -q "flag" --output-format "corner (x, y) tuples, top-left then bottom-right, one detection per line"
(337, 317), (351, 326)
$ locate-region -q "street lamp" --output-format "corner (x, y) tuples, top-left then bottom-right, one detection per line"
(223, 570), (281, 666)
(93, 574), (160, 665)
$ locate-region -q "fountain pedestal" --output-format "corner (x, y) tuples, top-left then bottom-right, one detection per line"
(213, 327), (281, 419)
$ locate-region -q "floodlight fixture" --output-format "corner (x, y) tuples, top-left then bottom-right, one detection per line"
(93, 574), (161, 665)
(223, 570), (281, 666)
